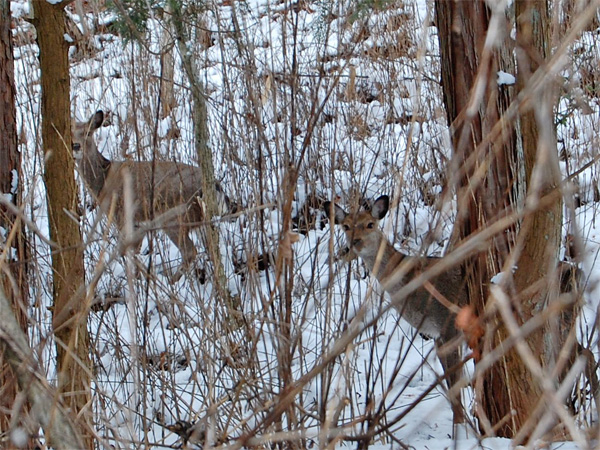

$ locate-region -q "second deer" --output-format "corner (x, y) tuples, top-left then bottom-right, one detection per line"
(324, 195), (466, 424)
(72, 110), (231, 280)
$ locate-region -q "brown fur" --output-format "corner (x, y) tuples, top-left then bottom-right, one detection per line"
(324, 195), (466, 424)
(72, 111), (230, 274)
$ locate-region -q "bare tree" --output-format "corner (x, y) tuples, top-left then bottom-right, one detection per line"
(168, 2), (231, 297)
(435, 0), (519, 435)
(0, 0), (31, 447)
(31, 2), (92, 447)
(436, 0), (597, 441)
(503, 1), (564, 441)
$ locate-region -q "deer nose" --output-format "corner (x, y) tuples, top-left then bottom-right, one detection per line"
(72, 143), (83, 160)
(352, 239), (361, 248)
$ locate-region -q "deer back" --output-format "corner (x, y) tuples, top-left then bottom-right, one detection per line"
(103, 160), (205, 225)
(72, 111), (229, 228)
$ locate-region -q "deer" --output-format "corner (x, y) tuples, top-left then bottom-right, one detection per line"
(324, 195), (466, 426)
(72, 110), (231, 280)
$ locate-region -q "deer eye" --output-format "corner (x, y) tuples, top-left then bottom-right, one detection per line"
(343, 224), (350, 231)
(367, 222), (375, 229)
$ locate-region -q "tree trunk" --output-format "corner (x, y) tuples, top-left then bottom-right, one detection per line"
(435, 0), (516, 287)
(435, 0), (490, 320)
(0, 1), (32, 447)
(159, 4), (176, 121)
(508, 0), (562, 442)
(32, 2), (92, 448)
(169, 1), (239, 320)
(437, 0), (567, 439)
(466, 1), (559, 440)
(435, 0), (541, 437)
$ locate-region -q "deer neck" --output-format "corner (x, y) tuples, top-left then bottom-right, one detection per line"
(79, 151), (111, 197)
(361, 236), (408, 288)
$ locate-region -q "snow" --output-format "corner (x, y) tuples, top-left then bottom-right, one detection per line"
(7, 0), (600, 448)
(497, 70), (516, 86)
(9, 1), (28, 18)
(0, 192), (12, 204)
(10, 169), (18, 195)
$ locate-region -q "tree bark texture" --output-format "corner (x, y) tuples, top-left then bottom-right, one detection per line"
(509, 1), (563, 443)
(0, 1), (32, 447)
(434, 0), (556, 438)
(436, 0), (516, 298)
(32, 2), (92, 448)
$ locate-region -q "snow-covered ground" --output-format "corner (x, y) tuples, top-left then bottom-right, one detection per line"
(9, 0), (600, 448)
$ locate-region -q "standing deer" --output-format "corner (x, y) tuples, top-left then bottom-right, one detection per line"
(72, 110), (231, 279)
(324, 195), (466, 425)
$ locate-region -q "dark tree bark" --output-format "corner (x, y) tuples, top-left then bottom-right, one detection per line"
(436, 0), (577, 440)
(436, 0), (516, 290)
(32, 2), (93, 448)
(0, 1), (32, 447)
(434, 0), (550, 438)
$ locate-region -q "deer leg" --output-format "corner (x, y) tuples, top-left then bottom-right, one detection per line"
(163, 227), (196, 265)
(117, 223), (145, 256)
(164, 227), (206, 282)
(575, 343), (600, 416)
(131, 225), (145, 255)
(436, 340), (465, 426)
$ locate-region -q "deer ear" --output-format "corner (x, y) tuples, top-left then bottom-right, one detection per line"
(370, 195), (389, 220)
(324, 201), (347, 224)
(90, 111), (104, 130)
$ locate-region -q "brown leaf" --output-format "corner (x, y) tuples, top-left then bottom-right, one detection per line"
(455, 306), (484, 362)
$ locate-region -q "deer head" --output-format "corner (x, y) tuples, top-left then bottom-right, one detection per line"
(72, 110), (104, 161)
(324, 195), (390, 260)
(72, 111), (111, 199)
